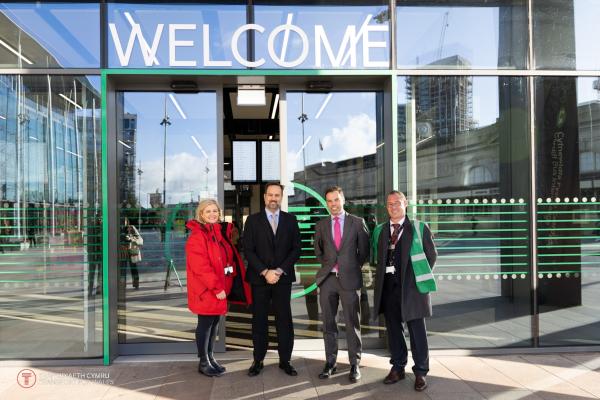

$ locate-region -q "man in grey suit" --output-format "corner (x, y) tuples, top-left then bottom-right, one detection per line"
(373, 191), (437, 391)
(314, 186), (369, 383)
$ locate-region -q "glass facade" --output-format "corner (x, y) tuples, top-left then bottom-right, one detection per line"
(0, 0), (599, 360)
(0, 3), (100, 68)
(398, 76), (532, 348)
(285, 91), (385, 341)
(116, 91), (218, 344)
(0, 74), (102, 358)
(397, 0), (528, 69)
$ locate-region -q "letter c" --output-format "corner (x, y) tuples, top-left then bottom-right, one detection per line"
(231, 24), (265, 67)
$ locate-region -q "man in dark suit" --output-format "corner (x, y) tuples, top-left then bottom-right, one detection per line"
(243, 183), (301, 377)
(314, 186), (369, 383)
(373, 191), (437, 391)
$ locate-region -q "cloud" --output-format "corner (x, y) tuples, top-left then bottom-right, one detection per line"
(320, 113), (376, 161)
(140, 152), (217, 206)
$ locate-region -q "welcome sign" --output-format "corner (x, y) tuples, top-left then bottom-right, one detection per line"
(108, 6), (390, 69)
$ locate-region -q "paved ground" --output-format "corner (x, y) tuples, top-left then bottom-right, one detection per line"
(2, 351), (600, 399)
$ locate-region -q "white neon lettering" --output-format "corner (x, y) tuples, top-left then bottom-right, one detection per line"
(362, 24), (388, 68)
(109, 22), (163, 66)
(169, 24), (197, 67)
(231, 24), (265, 67)
(315, 25), (356, 68)
(203, 24), (232, 67)
(268, 14), (308, 68)
(108, 12), (389, 68)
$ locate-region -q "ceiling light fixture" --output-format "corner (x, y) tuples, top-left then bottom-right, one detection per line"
(191, 135), (208, 158)
(118, 140), (131, 149)
(0, 115), (6, 120)
(271, 94), (279, 119)
(169, 93), (187, 119)
(59, 93), (82, 109)
(237, 85), (266, 106)
(315, 93), (332, 120)
(0, 38), (33, 65)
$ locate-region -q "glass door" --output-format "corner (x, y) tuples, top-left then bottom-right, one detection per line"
(284, 90), (386, 348)
(115, 90), (219, 353)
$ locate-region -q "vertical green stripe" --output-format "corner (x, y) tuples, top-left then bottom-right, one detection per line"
(391, 74), (398, 190)
(101, 71), (110, 366)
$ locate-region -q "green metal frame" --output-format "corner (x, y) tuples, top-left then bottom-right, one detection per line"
(100, 68), (400, 365)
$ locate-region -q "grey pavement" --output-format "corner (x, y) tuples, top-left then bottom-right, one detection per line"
(2, 351), (600, 399)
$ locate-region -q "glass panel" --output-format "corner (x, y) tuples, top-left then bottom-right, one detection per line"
(117, 91), (217, 344)
(533, 0), (600, 70)
(107, 3), (247, 68)
(286, 91), (385, 344)
(399, 76), (532, 348)
(535, 76), (600, 346)
(254, 3), (389, 69)
(397, 0), (528, 70)
(0, 75), (102, 358)
(0, 3), (100, 69)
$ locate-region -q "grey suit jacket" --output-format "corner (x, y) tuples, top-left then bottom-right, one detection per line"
(314, 212), (370, 290)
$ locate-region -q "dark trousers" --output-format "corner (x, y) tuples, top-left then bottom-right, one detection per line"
(251, 283), (294, 363)
(319, 274), (362, 365)
(382, 275), (429, 376)
(195, 315), (220, 358)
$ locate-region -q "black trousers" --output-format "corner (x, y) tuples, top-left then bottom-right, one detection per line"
(251, 283), (294, 363)
(382, 275), (429, 376)
(195, 315), (220, 358)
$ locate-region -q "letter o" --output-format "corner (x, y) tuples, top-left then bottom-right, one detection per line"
(268, 24), (309, 68)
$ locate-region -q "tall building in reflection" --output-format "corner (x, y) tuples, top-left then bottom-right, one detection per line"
(406, 55), (475, 142)
(119, 112), (137, 206)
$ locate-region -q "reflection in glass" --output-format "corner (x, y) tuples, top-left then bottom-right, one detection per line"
(535, 76), (600, 345)
(397, 1), (528, 69)
(0, 75), (102, 358)
(286, 91), (385, 344)
(0, 3), (100, 68)
(107, 3), (247, 68)
(117, 91), (217, 344)
(254, 4), (389, 69)
(533, 0), (600, 70)
(399, 75), (532, 348)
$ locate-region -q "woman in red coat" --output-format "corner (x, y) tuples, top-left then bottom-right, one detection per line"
(186, 199), (251, 377)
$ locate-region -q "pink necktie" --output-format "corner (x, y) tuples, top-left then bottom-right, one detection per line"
(334, 217), (342, 250)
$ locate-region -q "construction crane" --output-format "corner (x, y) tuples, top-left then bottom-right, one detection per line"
(436, 11), (449, 61)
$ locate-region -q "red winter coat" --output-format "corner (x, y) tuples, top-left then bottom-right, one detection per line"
(186, 220), (251, 315)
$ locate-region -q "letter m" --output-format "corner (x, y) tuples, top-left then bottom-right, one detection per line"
(315, 25), (357, 68)
(109, 23), (163, 66)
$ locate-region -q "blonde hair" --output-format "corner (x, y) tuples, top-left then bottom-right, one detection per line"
(195, 199), (222, 224)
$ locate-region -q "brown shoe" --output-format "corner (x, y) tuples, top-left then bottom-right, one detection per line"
(383, 368), (405, 384)
(414, 375), (427, 391)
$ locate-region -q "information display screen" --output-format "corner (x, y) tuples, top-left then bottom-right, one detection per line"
(261, 141), (280, 181)
(232, 141), (257, 182)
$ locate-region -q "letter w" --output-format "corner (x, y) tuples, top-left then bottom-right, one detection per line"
(109, 23), (163, 66)
(315, 25), (356, 68)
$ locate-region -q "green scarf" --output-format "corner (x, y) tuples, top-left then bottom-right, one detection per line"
(410, 219), (437, 294)
(371, 220), (437, 294)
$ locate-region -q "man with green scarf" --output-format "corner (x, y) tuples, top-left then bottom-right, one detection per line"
(372, 191), (437, 392)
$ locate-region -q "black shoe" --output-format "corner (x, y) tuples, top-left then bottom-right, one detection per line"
(383, 368), (406, 384)
(279, 361), (298, 376)
(208, 353), (226, 374)
(318, 362), (337, 379)
(198, 358), (223, 377)
(414, 375), (427, 391)
(349, 364), (361, 383)
(248, 360), (264, 377)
